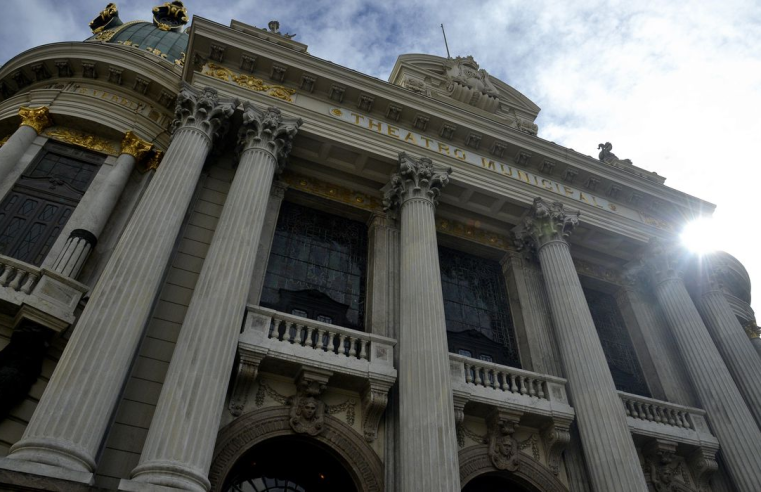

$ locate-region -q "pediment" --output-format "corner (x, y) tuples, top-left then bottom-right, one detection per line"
(389, 53), (541, 133)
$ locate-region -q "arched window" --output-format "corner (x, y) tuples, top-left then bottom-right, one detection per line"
(0, 141), (103, 265)
(439, 246), (520, 367)
(222, 436), (357, 492)
(261, 201), (368, 331)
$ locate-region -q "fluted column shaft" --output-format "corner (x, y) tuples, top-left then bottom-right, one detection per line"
(129, 104), (301, 492)
(385, 153), (459, 492)
(4, 88), (235, 481)
(513, 197), (646, 492)
(50, 132), (153, 279)
(645, 243), (761, 491)
(0, 107), (51, 181)
(697, 288), (761, 428)
(538, 240), (647, 491)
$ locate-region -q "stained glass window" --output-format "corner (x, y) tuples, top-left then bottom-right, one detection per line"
(261, 201), (367, 330)
(584, 287), (651, 397)
(0, 142), (103, 265)
(439, 246), (520, 367)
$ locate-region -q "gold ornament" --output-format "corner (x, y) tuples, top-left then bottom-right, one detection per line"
(90, 3), (119, 33)
(120, 131), (153, 159)
(281, 171), (382, 212)
(139, 149), (164, 173)
(18, 106), (53, 134)
(43, 127), (119, 155)
(0, 135), (9, 148)
(203, 63), (296, 102)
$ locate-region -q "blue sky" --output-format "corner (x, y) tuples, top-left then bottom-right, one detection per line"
(2, 1), (761, 315)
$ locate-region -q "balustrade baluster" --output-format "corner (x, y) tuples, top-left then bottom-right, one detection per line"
(0, 266), (15, 286)
(304, 326), (315, 348)
(623, 400), (632, 417)
(358, 339), (367, 359)
(509, 374), (517, 393)
(475, 367), (483, 386)
(348, 336), (357, 357)
(9, 270), (25, 290)
(519, 376), (528, 395)
(21, 272), (37, 294)
(537, 381), (545, 399)
(528, 377), (537, 397)
(464, 363), (473, 384)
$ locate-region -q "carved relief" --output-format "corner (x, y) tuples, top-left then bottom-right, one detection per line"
(486, 409), (522, 472)
(286, 369), (332, 436)
(361, 382), (391, 442)
(644, 440), (697, 492)
(444, 56), (501, 113)
(541, 422), (571, 476)
(43, 127), (119, 155)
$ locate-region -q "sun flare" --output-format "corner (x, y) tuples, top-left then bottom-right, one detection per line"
(681, 218), (719, 254)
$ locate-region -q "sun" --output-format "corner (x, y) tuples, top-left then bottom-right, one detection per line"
(680, 217), (719, 254)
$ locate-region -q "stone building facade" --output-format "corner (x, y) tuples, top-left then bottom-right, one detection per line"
(0, 2), (759, 491)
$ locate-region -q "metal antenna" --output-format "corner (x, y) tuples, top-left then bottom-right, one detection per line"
(441, 24), (451, 59)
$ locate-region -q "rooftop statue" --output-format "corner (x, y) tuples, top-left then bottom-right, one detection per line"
(598, 142), (633, 166)
(267, 20), (296, 40)
(152, 1), (189, 31)
(445, 55), (499, 97)
(89, 3), (122, 33)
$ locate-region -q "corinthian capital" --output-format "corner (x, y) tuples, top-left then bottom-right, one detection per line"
(512, 197), (579, 250)
(18, 106), (53, 134)
(237, 103), (303, 171)
(383, 152), (451, 211)
(171, 85), (238, 143)
(120, 131), (153, 160)
(640, 238), (687, 286)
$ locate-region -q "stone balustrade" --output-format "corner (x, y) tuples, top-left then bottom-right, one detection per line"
(449, 353), (574, 421)
(618, 391), (718, 448)
(0, 254), (87, 331)
(0, 255), (40, 296)
(229, 305), (397, 423)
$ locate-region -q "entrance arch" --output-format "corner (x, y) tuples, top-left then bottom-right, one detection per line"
(459, 445), (568, 492)
(209, 406), (383, 492)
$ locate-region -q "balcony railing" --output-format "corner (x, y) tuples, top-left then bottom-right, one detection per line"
(0, 255), (40, 297)
(618, 391), (718, 447)
(449, 353), (574, 421)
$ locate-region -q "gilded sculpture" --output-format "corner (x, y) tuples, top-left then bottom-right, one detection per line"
(89, 3), (121, 33)
(152, 1), (189, 31)
(43, 127), (119, 155)
(120, 131), (153, 160)
(18, 106), (53, 134)
(203, 63), (296, 102)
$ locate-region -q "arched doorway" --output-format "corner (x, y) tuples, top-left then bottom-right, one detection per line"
(463, 472), (535, 492)
(221, 436), (357, 492)
(209, 406), (383, 492)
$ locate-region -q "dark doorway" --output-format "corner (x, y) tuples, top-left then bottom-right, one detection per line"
(222, 436), (357, 492)
(463, 472), (534, 492)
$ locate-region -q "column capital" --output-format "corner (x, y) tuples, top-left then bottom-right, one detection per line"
(171, 85), (238, 143)
(382, 152), (451, 211)
(639, 238), (687, 286)
(18, 106), (52, 134)
(512, 197), (579, 251)
(237, 103), (302, 171)
(120, 131), (152, 160)
(138, 149), (163, 173)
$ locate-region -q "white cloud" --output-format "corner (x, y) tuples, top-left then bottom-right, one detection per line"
(2, 0), (759, 314)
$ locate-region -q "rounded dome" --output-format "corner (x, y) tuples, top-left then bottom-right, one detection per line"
(89, 21), (188, 64)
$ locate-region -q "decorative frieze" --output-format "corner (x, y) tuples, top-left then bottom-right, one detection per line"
(203, 63), (296, 102)
(280, 170), (382, 211)
(436, 218), (511, 251)
(43, 127), (119, 155)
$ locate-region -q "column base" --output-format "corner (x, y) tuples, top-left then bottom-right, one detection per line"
(0, 456), (94, 486)
(130, 460), (211, 492)
(120, 477), (190, 492)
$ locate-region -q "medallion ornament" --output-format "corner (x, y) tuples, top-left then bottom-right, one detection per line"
(120, 131), (152, 160)
(237, 103), (302, 171)
(287, 370), (331, 436)
(172, 85), (238, 143)
(512, 197), (580, 251)
(18, 106), (53, 134)
(486, 409), (522, 472)
(383, 152), (451, 211)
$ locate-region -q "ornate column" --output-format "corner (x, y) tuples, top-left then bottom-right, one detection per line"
(642, 239), (761, 491)
(694, 256), (761, 428)
(0, 86), (236, 484)
(50, 131), (153, 279)
(513, 197), (647, 492)
(383, 153), (460, 492)
(0, 106), (52, 181)
(127, 104), (301, 492)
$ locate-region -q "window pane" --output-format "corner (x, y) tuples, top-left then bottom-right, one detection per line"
(439, 246), (520, 367)
(261, 202), (367, 330)
(584, 287), (650, 397)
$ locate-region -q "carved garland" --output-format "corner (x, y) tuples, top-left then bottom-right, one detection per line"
(253, 379), (357, 426)
(209, 406), (384, 492)
(203, 63), (296, 102)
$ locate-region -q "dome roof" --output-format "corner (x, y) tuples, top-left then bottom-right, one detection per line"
(88, 21), (188, 64)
